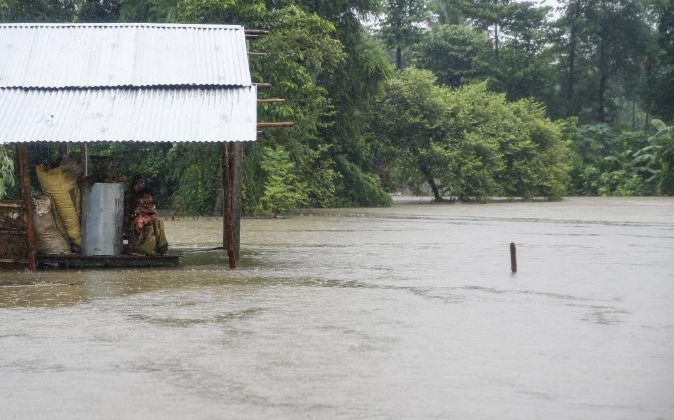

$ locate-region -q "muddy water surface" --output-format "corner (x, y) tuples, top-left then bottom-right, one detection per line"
(1, 197), (673, 419)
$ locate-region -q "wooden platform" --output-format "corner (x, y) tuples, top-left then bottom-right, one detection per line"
(38, 254), (180, 269)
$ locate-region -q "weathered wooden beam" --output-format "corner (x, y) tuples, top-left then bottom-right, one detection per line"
(257, 98), (285, 104)
(257, 122), (294, 128)
(221, 143), (234, 268)
(245, 29), (270, 36)
(221, 142), (242, 268)
(230, 142), (242, 263)
(248, 52), (267, 57)
(255, 83), (272, 89)
(38, 254), (180, 269)
(17, 144), (36, 271)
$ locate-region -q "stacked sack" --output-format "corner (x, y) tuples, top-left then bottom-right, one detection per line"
(32, 194), (71, 255)
(35, 155), (83, 251)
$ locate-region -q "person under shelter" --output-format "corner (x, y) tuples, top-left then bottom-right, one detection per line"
(124, 175), (169, 256)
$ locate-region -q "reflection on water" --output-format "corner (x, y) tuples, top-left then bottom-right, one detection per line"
(1, 197), (673, 419)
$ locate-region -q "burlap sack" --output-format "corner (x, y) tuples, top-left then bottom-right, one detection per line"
(36, 165), (81, 247)
(32, 194), (71, 255)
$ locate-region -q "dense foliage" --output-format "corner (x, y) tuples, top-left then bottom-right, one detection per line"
(2, 0), (673, 212)
(374, 70), (569, 200)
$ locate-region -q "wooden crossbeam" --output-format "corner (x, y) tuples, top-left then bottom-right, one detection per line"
(257, 98), (285, 104)
(245, 29), (270, 36)
(257, 122), (294, 128)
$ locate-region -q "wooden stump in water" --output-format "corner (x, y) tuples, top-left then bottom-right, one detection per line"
(510, 242), (517, 273)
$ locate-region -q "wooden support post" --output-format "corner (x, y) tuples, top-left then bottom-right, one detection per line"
(58, 143), (68, 161)
(231, 142), (242, 263)
(17, 145), (37, 271)
(221, 142), (243, 268)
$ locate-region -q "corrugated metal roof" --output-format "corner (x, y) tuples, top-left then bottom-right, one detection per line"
(0, 87), (257, 142)
(0, 23), (259, 143)
(0, 23), (252, 88)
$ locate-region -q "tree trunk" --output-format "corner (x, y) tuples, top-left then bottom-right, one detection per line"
(597, 32), (609, 123)
(418, 159), (441, 200)
(597, 73), (608, 122)
(427, 177), (441, 201)
(396, 45), (402, 70)
(565, 0), (580, 117)
(493, 22), (500, 59)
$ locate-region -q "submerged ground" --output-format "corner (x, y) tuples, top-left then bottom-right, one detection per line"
(1, 197), (673, 419)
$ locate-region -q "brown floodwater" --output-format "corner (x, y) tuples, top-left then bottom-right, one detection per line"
(1, 197), (673, 419)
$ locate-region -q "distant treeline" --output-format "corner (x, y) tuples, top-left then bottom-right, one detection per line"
(1, 0), (673, 214)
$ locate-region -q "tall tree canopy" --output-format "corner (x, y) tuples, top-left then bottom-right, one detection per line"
(381, 0), (430, 69)
(2, 0), (673, 206)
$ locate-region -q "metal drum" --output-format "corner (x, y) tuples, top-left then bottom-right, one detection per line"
(81, 183), (124, 256)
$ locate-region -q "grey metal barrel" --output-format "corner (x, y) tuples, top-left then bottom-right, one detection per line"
(81, 183), (124, 256)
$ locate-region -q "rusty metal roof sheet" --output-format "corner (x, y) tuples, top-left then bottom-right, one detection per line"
(0, 23), (252, 88)
(0, 87), (257, 143)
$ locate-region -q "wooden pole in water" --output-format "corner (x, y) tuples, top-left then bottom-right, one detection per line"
(18, 145), (37, 271)
(221, 142), (241, 269)
(510, 242), (517, 273)
(230, 142), (242, 263)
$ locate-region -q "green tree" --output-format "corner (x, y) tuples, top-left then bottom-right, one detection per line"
(259, 146), (309, 216)
(77, 0), (120, 22)
(419, 1), (557, 105)
(374, 69), (570, 200)
(555, 0), (654, 124)
(489, 3), (556, 104)
(0, 0), (76, 22)
(638, 119), (674, 194)
(380, 0), (431, 70)
(165, 143), (220, 215)
(650, 1), (674, 122)
(175, 0), (265, 25)
(272, 0), (383, 23)
(374, 69), (453, 200)
(566, 122), (654, 195)
(271, 0), (395, 208)
(500, 100), (570, 199)
(430, 0), (471, 25)
(246, 5), (349, 212)
(461, 0), (555, 102)
(589, 0), (651, 123)
(321, 34), (394, 207)
(460, 0), (526, 59)
(117, 0), (177, 21)
(413, 24), (492, 88)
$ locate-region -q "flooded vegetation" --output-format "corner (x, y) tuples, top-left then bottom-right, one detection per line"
(1, 197), (673, 419)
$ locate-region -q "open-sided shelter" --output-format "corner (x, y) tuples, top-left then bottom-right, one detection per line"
(0, 23), (257, 270)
